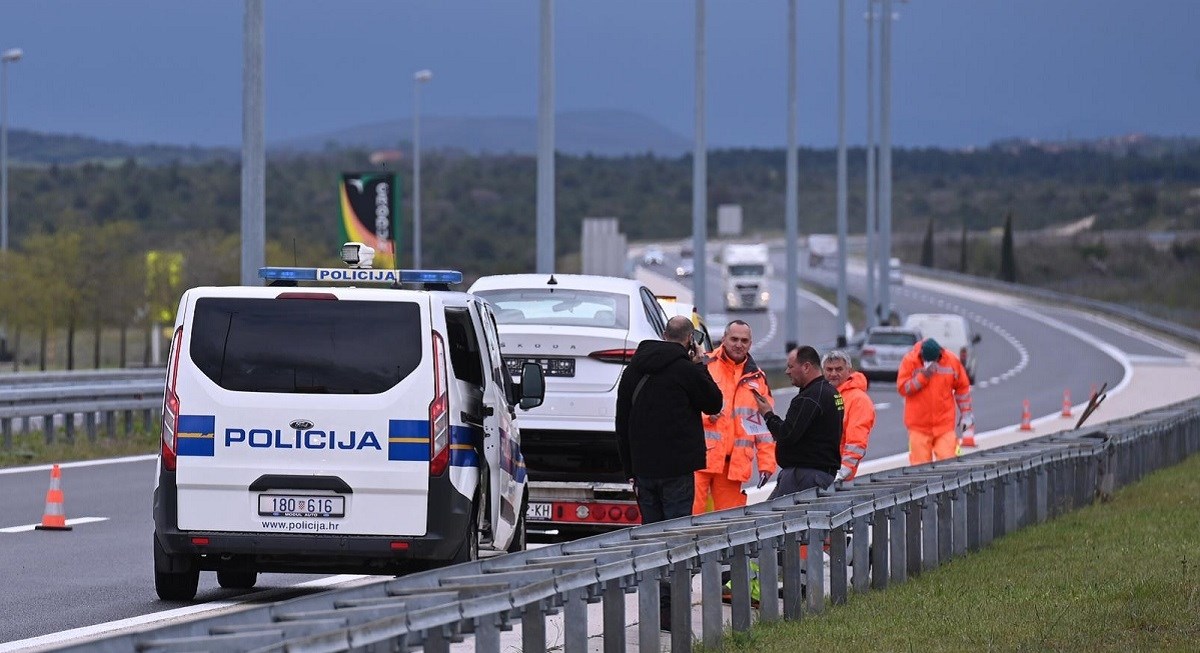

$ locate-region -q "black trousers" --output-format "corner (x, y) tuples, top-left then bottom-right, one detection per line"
(768, 467), (835, 500)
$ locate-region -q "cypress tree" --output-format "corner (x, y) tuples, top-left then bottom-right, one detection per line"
(999, 211), (1017, 282)
(920, 218), (935, 267)
(959, 221), (968, 273)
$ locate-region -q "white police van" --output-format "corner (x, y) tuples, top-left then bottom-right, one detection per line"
(152, 244), (544, 601)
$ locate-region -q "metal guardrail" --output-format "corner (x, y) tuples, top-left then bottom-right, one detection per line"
(55, 396), (1200, 653)
(0, 369), (164, 447)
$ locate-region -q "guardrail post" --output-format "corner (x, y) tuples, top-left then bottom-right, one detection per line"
(781, 530), (804, 618)
(475, 612), (503, 653)
(966, 481), (982, 552)
(936, 491), (952, 564)
(1034, 463), (1049, 523)
(829, 522), (848, 605)
(805, 524), (827, 614)
(919, 494), (938, 572)
(142, 409), (153, 433)
(996, 471), (1011, 538)
(669, 560), (692, 652)
(64, 412), (76, 443)
(43, 414), (55, 443)
(602, 577), (625, 653)
(123, 410), (134, 438)
(2, 417), (10, 450)
(521, 601), (547, 653)
(424, 626), (450, 653)
(729, 543), (754, 631)
(85, 412), (97, 443)
(951, 486), (968, 557)
(870, 509), (889, 590)
(904, 499), (922, 578)
(701, 552), (722, 648)
(850, 514), (870, 594)
(979, 477), (995, 547)
(757, 536), (781, 623)
(889, 504), (907, 585)
(104, 411), (116, 439)
(563, 588), (588, 653)
(636, 568), (661, 652)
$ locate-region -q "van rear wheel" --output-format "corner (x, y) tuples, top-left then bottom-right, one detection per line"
(450, 491), (483, 564)
(507, 503), (527, 554)
(154, 537), (199, 601)
(217, 570), (258, 589)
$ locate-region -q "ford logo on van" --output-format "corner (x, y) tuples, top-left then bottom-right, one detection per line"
(290, 419), (315, 430)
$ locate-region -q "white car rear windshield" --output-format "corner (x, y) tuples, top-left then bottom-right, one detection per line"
(475, 289), (630, 329)
(868, 332), (919, 347)
(189, 297), (422, 394)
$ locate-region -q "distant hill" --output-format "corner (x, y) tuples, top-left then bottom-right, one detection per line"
(272, 109), (693, 157)
(6, 129), (237, 166)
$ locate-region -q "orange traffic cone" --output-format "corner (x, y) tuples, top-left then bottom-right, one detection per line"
(1061, 389), (1073, 418)
(35, 464), (72, 531)
(1019, 400), (1033, 432)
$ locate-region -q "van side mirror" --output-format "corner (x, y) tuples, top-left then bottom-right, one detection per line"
(518, 361), (545, 410)
(972, 333), (982, 344)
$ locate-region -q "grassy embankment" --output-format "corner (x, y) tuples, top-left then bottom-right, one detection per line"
(716, 451), (1200, 653)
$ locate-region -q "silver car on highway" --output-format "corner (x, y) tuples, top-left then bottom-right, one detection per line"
(859, 326), (922, 380)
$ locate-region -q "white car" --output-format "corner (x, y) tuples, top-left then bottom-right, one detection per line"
(675, 258), (695, 278)
(469, 274), (670, 535)
(859, 326), (922, 380)
(641, 246), (665, 266)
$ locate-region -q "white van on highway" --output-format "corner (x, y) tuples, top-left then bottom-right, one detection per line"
(902, 312), (982, 384)
(152, 245), (545, 601)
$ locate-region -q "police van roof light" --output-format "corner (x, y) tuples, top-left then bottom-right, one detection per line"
(258, 267), (463, 286)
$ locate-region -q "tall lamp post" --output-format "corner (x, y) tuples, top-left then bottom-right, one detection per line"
(1, 47), (23, 254)
(412, 69), (432, 268)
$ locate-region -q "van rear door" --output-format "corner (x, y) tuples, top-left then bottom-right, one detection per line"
(172, 290), (433, 537)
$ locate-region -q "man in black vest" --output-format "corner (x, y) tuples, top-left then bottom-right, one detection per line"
(752, 345), (844, 497)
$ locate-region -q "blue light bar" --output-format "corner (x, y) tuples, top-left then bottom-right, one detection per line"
(258, 267), (462, 285)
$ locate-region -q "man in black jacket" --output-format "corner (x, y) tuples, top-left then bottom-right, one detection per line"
(752, 345), (844, 498)
(616, 315), (723, 523)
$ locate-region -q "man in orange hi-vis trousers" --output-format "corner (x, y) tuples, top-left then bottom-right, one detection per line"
(821, 349), (875, 482)
(693, 320), (777, 513)
(897, 338), (974, 464)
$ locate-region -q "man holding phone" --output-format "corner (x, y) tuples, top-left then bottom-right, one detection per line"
(751, 345), (844, 497)
(615, 315), (722, 629)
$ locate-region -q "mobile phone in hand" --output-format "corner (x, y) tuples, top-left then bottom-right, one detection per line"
(751, 388), (765, 402)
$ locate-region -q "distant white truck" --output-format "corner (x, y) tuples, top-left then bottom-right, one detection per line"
(722, 243), (770, 311)
(808, 234), (837, 268)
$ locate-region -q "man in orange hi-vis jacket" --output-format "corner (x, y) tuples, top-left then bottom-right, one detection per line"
(896, 338), (974, 464)
(821, 349), (875, 482)
(693, 320), (777, 513)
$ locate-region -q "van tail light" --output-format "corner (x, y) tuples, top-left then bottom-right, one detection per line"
(959, 347), (969, 364)
(588, 348), (636, 365)
(861, 347), (876, 358)
(429, 331), (451, 476)
(161, 326), (184, 471)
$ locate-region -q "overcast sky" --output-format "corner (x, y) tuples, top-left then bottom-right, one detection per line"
(1, 0), (1196, 149)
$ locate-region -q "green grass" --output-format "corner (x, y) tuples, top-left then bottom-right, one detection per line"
(720, 452), (1200, 653)
(0, 426), (159, 467)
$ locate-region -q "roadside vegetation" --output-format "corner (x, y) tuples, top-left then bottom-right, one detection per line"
(717, 452), (1200, 653)
(0, 426), (158, 468)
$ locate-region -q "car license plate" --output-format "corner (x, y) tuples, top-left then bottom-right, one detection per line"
(527, 502), (552, 521)
(506, 357), (575, 378)
(258, 494), (345, 518)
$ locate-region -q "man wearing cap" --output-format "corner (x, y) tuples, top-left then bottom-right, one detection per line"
(896, 338), (974, 464)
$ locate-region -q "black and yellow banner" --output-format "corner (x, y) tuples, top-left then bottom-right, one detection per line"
(339, 172), (400, 268)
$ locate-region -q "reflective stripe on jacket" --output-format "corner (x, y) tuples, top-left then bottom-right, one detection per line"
(896, 340), (972, 434)
(700, 346), (778, 482)
(837, 371), (875, 480)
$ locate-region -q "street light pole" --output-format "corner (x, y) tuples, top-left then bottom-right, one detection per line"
(692, 0), (707, 317)
(412, 69), (432, 269)
(784, 0), (798, 353)
(864, 2), (877, 327)
(1, 47), (23, 254)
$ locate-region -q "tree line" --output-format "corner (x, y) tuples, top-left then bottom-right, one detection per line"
(1, 144), (1197, 369)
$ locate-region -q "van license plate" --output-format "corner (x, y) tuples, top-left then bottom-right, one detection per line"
(258, 494), (346, 518)
(527, 502), (552, 521)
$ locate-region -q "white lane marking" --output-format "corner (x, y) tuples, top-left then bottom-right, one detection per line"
(1049, 308), (1195, 358)
(756, 308), (780, 350)
(0, 454), (156, 476)
(0, 517), (109, 533)
(873, 402), (892, 410)
(0, 574), (379, 653)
